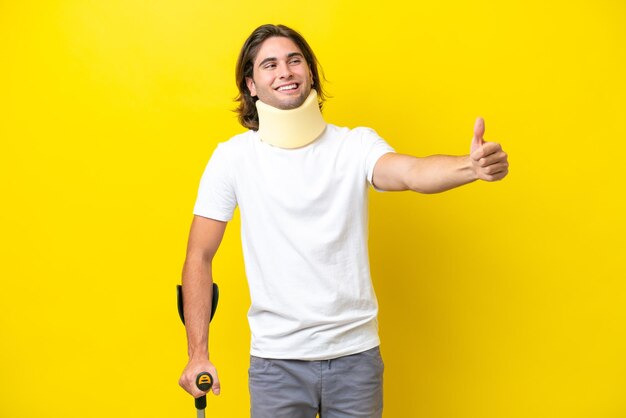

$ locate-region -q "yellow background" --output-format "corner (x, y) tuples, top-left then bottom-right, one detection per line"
(1, 1), (625, 417)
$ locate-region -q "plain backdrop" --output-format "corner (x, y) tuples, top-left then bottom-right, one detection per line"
(1, 1), (625, 417)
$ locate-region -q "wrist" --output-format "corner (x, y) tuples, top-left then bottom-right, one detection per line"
(189, 353), (210, 363)
(463, 155), (479, 181)
(188, 346), (209, 360)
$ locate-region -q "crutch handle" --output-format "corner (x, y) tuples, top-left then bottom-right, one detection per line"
(195, 372), (213, 410)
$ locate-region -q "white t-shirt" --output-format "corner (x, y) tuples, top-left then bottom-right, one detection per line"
(194, 124), (394, 360)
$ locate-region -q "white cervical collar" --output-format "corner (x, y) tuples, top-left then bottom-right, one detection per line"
(255, 90), (326, 149)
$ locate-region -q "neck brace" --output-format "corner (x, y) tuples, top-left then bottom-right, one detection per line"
(255, 90), (326, 149)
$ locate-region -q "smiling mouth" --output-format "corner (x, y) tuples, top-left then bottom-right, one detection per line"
(276, 83), (299, 92)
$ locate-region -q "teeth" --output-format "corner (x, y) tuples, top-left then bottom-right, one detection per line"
(277, 84), (297, 91)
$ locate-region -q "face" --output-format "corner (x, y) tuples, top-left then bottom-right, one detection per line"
(246, 36), (313, 110)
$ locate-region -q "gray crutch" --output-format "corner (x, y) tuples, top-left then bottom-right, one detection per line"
(177, 283), (219, 418)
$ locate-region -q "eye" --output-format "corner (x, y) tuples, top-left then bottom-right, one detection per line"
(263, 63), (276, 69)
(289, 58), (301, 65)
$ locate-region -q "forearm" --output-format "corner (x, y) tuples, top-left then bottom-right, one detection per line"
(373, 118), (508, 192)
(405, 154), (477, 194)
(181, 258), (214, 360)
(179, 256), (222, 397)
(374, 153), (478, 193)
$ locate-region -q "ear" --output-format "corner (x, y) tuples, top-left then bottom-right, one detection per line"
(246, 77), (257, 97)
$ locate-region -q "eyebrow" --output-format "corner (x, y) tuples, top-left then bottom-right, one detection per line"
(257, 52), (304, 68)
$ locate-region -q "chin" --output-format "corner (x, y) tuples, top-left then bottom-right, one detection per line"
(279, 95), (308, 110)
(280, 102), (302, 110)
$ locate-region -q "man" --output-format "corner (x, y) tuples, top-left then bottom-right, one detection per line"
(179, 24), (508, 418)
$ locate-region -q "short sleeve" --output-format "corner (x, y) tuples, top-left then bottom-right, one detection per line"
(193, 143), (237, 221)
(359, 128), (395, 189)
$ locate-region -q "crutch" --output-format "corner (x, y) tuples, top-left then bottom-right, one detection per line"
(177, 283), (219, 418)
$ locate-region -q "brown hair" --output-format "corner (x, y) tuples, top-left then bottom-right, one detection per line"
(234, 24), (327, 130)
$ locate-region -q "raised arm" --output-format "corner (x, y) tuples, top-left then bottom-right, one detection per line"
(372, 117), (508, 193)
(179, 215), (227, 398)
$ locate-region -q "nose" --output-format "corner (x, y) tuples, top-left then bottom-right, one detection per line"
(277, 61), (293, 79)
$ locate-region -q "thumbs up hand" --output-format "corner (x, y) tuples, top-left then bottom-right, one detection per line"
(469, 117), (509, 181)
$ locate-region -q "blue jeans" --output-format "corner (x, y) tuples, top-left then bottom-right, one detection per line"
(249, 346), (384, 418)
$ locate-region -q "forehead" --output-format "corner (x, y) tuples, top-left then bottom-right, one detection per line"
(254, 36), (304, 64)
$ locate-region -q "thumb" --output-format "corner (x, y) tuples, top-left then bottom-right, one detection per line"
(212, 376), (221, 396)
(471, 117), (485, 154)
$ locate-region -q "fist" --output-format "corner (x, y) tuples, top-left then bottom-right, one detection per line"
(179, 358), (220, 398)
(470, 117), (509, 181)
